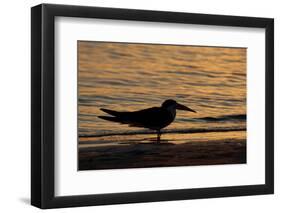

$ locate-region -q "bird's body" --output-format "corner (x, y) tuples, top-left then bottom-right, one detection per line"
(98, 99), (196, 142)
(99, 106), (176, 131)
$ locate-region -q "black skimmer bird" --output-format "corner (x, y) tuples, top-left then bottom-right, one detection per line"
(98, 99), (196, 143)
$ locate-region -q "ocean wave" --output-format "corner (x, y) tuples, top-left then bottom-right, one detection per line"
(197, 114), (246, 122)
(79, 126), (246, 138)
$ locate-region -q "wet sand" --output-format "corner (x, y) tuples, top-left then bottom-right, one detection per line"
(79, 139), (246, 170)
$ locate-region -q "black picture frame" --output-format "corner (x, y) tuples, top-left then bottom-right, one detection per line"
(31, 3), (274, 209)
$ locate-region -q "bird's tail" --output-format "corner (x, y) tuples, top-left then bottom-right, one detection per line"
(99, 108), (131, 124)
(100, 108), (122, 117)
(98, 116), (123, 123)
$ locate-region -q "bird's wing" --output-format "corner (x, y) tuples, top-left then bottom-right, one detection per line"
(99, 107), (173, 129)
(126, 107), (173, 129)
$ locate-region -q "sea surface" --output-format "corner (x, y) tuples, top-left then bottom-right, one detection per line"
(78, 41), (246, 147)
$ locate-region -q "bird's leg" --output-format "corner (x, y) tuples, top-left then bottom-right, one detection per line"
(156, 130), (161, 143)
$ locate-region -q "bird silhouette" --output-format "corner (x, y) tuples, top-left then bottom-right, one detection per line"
(98, 99), (196, 143)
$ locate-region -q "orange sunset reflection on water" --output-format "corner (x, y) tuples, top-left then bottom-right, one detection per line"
(78, 41), (246, 145)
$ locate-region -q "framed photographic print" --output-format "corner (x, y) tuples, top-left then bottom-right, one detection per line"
(31, 3), (274, 209)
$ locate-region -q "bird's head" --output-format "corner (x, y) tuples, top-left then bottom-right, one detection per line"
(161, 99), (196, 113)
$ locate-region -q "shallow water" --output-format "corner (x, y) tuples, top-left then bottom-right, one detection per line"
(78, 41), (246, 146)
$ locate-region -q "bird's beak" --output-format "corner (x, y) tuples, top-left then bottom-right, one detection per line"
(176, 103), (196, 113)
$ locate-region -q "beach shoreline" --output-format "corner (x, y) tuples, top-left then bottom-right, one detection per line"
(79, 139), (246, 170)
